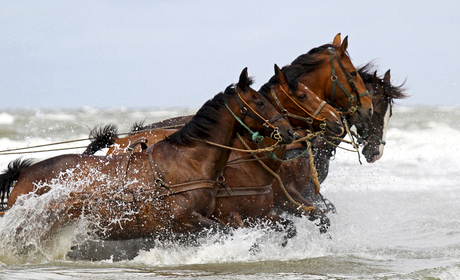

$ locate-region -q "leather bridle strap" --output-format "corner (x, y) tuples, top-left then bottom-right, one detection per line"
(234, 89), (283, 130)
(269, 86), (327, 132)
(276, 84), (326, 122)
(327, 47), (370, 113)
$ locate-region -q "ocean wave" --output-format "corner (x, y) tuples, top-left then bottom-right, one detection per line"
(0, 113), (15, 125)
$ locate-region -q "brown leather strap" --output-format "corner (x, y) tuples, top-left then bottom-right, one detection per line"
(284, 147), (309, 160)
(136, 180), (216, 200)
(215, 184), (272, 198)
(128, 137), (149, 151)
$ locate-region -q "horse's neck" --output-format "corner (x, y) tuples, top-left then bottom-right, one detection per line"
(190, 119), (238, 180)
(313, 135), (339, 160)
(234, 135), (286, 173)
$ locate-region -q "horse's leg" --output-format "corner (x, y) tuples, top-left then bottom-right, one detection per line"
(249, 214), (297, 247)
(274, 163), (331, 234)
(312, 192), (337, 214)
(213, 211), (246, 229)
(189, 211), (231, 235)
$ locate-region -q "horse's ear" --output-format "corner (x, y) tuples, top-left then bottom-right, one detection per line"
(333, 33), (341, 47)
(372, 70), (379, 84)
(274, 64), (287, 84)
(238, 67), (250, 91)
(384, 69), (391, 84)
(340, 36), (348, 54)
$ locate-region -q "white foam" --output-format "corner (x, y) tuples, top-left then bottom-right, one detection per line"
(0, 113), (15, 124)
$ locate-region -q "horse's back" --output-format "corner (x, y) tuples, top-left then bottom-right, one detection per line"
(107, 129), (177, 155)
(8, 154), (123, 207)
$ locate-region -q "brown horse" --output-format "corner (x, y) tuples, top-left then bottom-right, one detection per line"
(95, 33), (373, 234)
(273, 63), (408, 220)
(79, 34), (372, 235)
(282, 33), (373, 126)
(0, 68), (295, 241)
(83, 64), (344, 239)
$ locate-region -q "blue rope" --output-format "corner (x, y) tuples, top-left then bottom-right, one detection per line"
(225, 101), (265, 143)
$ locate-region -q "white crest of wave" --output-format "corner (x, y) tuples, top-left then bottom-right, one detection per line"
(0, 112), (15, 125)
(132, 216), (329, 266)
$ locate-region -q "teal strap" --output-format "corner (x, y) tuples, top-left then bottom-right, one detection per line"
(225, 101), (264, 143)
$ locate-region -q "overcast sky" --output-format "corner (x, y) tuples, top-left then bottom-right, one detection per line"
(1, 1), (459, 110)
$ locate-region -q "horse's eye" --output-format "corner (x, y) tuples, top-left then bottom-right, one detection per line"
(350, 71), (358, 77)
(256, 101), (264, 107)
(298, 94), (307, 100)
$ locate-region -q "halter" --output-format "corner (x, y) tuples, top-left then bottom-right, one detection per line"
(227, 87), (285, 142)
(327, 47), (371, 115)
(354, 119), (386, 147)
(270, 84), (327, 132)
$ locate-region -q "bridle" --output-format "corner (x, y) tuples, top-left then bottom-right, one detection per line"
(327, 47), (371, 116)
(355, 85), (392, 148)
(227, 87), (285, 142)
(269, 83), (327, 132)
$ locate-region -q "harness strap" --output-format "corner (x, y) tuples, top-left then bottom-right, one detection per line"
(313, 101), (327, 118)
(284, 147), (310, 160)
(270, 87), (325, 122)
(269, 86), (327, 132)
(215, 184), (272, 198)
(136, 181), (216, 200)
(327, 47), (370, 114)
(235, 89), (279, 130)
(144, 144), (217, 199)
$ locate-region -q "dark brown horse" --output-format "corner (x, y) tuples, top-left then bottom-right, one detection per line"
(0, 68), (295, 240)
(91, 65), (343, 240)
(355, 63), (408, 163)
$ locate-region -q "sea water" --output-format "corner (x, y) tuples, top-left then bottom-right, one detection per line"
(0, 106), (459, 279)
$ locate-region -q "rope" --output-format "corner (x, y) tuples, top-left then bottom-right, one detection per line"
(224, 102), (264, 142)
(235, 90), (277, 130)
(256, 131), (325, 163)
(236, 134), (316, 215)
(342, 120), (362, 164)
(308, 147), (321, 195)
(0, 124), (186, 156)
(0, 138), (90, 153)
(0, 146), (88, 155)
(278, 85), (325, 122)
(193, 137), (282, 154)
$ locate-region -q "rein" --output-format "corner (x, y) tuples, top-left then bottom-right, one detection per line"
(236, 132), (316, 214)
(353, 122), (386, 146)
(327, 47), (370, 115)
(269, 85), (327, 132)
(234, 89), (283, 131)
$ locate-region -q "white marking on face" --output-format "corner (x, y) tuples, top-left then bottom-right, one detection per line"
(374, 104), (391, 162)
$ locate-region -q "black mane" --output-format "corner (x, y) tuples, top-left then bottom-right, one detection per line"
(358, 62), (408, 102)
(167, 79), (254, 146)
(280, 43), (335, 81)
(259, 68), (300, 99)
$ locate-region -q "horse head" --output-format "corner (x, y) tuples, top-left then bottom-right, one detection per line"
(261, 64), (344, 136)
(355, 66), (408, 163)
(230, 67), (295, 144)
(289, 33), (373, 126)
